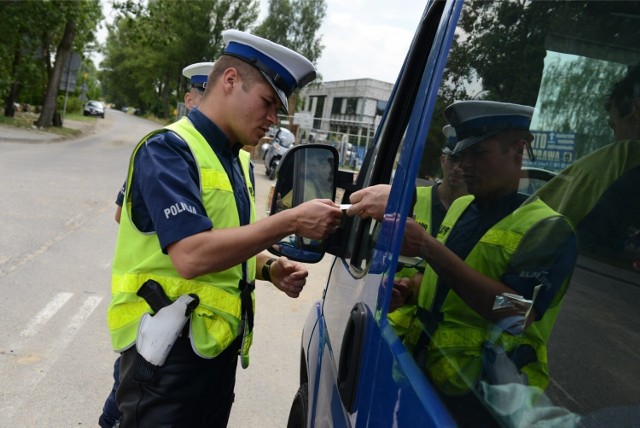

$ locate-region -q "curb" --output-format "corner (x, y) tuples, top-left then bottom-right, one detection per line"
(0, 119), (97, 144)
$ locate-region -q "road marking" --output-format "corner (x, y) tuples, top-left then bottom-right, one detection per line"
(1, 294), (104, 422)
(19, 292), (73, 338)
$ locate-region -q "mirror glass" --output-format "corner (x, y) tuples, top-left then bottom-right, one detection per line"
(267, 144), (339, 263)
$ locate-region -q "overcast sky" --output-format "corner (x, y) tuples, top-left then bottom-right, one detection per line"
(97, 0), (427, 84)
(296, 0), (426, 83)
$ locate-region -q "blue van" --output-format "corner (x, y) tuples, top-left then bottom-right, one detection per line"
(268, 1), (640, 426)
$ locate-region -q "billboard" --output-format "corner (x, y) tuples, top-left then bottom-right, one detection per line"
(525, 131), (576, 171)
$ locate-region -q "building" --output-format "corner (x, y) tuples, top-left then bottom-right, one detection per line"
(295, 78), (393, 167)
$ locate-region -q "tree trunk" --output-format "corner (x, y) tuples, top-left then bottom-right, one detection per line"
(35, 19), (76, 128)
(4, 47), (23, 118)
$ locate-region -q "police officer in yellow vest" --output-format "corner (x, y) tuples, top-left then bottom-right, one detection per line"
(347, 125), (469, 334)
(102, 61), (217, 428)
(108, 30), (342, 427)
(399, 101), (578, 426)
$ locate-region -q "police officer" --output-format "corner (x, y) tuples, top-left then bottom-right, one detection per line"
(107, 30), (342, 427)
(100, 62), (217, 428)
(400, 101), (577, 426)
(346, 126), (470, 334)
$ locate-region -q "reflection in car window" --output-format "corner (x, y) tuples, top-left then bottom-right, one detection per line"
(388, 1), (639, 427)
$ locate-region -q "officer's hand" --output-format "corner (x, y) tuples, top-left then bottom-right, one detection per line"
(346, 184), (391, 221)
(271, 257), (309, 298)
(292, 199), (342, 240)
(401, 218), (430, 258)
(390, 278), (411, 312)
(390, 272), (422, 311)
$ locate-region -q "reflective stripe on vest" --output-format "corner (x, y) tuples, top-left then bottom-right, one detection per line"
(406, 197), (568, 394)
(108, 117), (256, 359)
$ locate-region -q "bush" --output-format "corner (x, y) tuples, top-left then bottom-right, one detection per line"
(56, 95), (84, 114)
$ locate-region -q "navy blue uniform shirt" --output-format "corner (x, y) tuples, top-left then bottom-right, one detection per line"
(123, 109), (255, 253)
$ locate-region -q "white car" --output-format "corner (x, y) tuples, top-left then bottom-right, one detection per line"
(83, 100), (105, 118)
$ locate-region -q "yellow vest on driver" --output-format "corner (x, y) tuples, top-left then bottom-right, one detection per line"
(107, 117), (256, 360)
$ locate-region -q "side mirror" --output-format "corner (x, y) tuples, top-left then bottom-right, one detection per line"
(267, 144), (339, 263)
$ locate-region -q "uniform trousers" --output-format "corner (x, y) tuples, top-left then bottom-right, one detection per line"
(116, 335), (241, 428)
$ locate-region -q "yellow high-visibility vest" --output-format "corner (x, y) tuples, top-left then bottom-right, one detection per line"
(405, 196), (572, 395)
(108, 117), (256, 360)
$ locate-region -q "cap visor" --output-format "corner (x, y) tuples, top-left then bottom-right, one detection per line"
(452, 130), (502, 154)
(259, 70), (288, 114)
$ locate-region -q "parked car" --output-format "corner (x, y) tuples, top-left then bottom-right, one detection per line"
(83, 100), (105, 118)
(266, 1), (640, 427)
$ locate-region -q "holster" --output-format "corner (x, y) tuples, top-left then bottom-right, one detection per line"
(133, 280), (199, 383)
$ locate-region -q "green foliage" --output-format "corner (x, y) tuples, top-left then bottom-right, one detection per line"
(56, 94), (84, 115)
(535, 56), (627, 158)
(101, 0), (260, 118)
(1, 0), (326, 122)
(0, 0), (102, 121)
(254, 0), (326, 64)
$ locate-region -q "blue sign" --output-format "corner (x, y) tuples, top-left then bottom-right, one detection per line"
(524, 131), (576, 171)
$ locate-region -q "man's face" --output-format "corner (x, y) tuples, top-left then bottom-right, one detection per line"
(608, 104), (639, 142)
(458, 135), (523, 200)
(230, 77), (281, 146)
(441, 152), (465, 190)
(184, 88), (204, 110)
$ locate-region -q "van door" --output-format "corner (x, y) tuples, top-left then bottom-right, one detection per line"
(309, 0), (461, 425)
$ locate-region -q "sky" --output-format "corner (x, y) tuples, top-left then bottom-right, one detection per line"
(96, 0), (427, 84)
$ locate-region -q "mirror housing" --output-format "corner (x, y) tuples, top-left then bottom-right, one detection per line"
(267, 144), (340, 263)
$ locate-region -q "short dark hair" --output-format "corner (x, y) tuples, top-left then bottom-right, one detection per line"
(209, 55), (264, 92)
(604, 63), (640, 117)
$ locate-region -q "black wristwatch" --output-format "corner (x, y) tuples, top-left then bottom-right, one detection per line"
(262, 258), (277, 282)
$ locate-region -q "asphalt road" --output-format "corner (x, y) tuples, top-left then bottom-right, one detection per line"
(0, 110), (332, 427)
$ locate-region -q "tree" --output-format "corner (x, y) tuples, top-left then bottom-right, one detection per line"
(535, 56), (627, 157)
(101, 0), (259, 118)
(33, 0), (102, 127)
(0, 1), (45, 117)
(254, 0), (326, 64)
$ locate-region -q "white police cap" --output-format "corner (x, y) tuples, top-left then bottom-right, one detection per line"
(442, 125), (457, 154)
(444, 100), (534, 154)
(222, 29), (317, 114)
(182, 62), (215, 91)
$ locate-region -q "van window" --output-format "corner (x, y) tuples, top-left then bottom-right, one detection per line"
(413, 2), (638, 425)
(348, 1), (639, 426)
